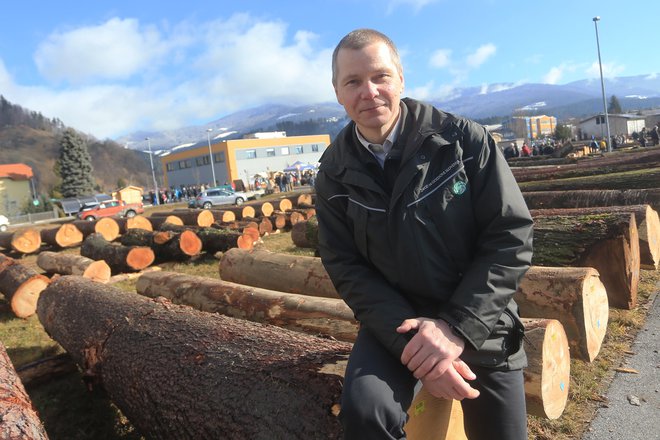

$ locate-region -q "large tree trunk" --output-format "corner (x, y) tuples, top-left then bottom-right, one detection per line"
(37, 275), (349, 439)
(0, 341), (50, 440)
(521, 318), (570, 420)
(148, 215), (183, 229)
(0, 254), (50, 318)
(40, 223), (83, 248)
(37, 251), (111, 283)
(136, 271), (359, 342)
(515, 267), (608, 361)
(522, 189), (660, 213)
(158, 224), (255, 253)
(150, 210), (214, 227)
(532, 212), (640, 309)
(135, 270), (567, 420)
(291, 217), (320, 248)
(115, 215), (153, 233)
(80, 233), (154, 273)
(72, 218), (120, 242)
(518, 167), (660, 192)
(0, 228), (41, 254)
(531, 205), (660, 270)
(119, 229), (202, 261)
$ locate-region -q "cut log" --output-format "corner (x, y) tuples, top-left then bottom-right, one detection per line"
(214, 205), (256, 220)
(0, 254), (50, 318)
(119, 229), (202, 261)
(269, 213), (287, 230)
(37, 275), (350, 439)
(115, 215), (153, 233)
(522, 189), (660, 214)
(37, 251), (111, 283)
(72, 217), (120, 242)
(406, 391), (466, 440)
(247, 201), (274, 217)
(518, 167), (660, 193)
(256, 217), (274, 235)
(291, 217), (319, 248)
(148, 215), (183, 229)
(514, 266), (608, 361)
(0, 341), (50, 440)
(40, 223), (83, 248)
(207, 209), (236, 223)
(150, 210), (214, 227)
(220, 248), (337, 298)
(0, 228), (41, 254)
(81, 233), (155, 273)
(521, 318), (570, 420)
(16, 353), (78, 387)
(532, 212), (640, 309)
(137, 269), (565, 420)
(530, 205), (660, 270)
(136, 271), (359, 342)
(272, 198), (293, 211)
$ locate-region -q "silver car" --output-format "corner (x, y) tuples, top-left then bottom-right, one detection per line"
(193, 187), (248, 209)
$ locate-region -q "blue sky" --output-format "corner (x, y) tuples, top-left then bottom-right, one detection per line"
(0, 0), (657, 140)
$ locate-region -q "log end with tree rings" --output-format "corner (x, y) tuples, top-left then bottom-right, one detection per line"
(95, 217), (120, 242)
(125, 247), (155, 271)
(197, 210), (215, 227)
(127, 215), (153, 232)
(522, 318), (570, 420)
(179, 230), (203, 256)
(11, 228), (42, 254)
(581, 271), (609, 362)
(54, 223), (83, 247)
(11, 274), (50, 318)
(83, 260), (112, 283)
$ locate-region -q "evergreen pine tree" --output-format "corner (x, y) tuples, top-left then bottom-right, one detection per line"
(608, 95), (623, 114)
(57, 128), (95, 198)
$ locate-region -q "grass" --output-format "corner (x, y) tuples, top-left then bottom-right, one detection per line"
(1, 217), (658, 439)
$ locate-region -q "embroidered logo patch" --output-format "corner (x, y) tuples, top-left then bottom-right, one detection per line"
(451, 181), (467, 195)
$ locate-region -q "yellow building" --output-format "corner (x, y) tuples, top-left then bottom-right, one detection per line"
(509, 115), (557, 139)
(160, 133), (330, 189)
(112, 185), (144, 204)
(0, 163), (33, 217)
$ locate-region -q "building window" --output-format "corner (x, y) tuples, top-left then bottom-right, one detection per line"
(214, 152), (225, 163)
(178, 160), (192, 169)
(281, 147), (290, 155)
(166, 163), (175, 171)
(245, 149), (257, 159)
(266, 148), (275, 157)
(294, 145), (304, 154)
(311, 144), (319, 152)
(196, 156), (210, 166)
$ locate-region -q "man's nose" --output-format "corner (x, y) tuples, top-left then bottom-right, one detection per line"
(360, 81), (379, 99)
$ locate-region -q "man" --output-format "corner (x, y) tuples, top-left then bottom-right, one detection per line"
(315, 29), (533, 440)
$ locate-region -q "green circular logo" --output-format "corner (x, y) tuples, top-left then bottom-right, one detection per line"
(452, 181), (467, 195)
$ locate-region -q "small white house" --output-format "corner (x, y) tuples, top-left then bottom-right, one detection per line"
(579, 114), (646, 139)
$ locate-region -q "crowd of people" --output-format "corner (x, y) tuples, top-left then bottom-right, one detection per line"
(502, 139), (557, 159)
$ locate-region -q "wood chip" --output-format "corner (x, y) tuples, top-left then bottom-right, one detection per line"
(614, 367), (639, 374)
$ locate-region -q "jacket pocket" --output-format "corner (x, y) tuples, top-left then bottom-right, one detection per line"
(460, 307), (524, 369)
(346, 199), (370, 259)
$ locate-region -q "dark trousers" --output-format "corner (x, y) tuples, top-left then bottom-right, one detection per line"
(340, 328), (527, 440)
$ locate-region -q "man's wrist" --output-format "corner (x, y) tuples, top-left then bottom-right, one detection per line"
(438, 318), (464, 342)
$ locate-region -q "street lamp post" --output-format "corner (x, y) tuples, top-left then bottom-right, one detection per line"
(145, 137), (159, 205)
(593, 16), (612, 152)
(206, 128), (217, 186)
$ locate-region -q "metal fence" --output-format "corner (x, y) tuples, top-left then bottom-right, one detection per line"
(8, 209), (60, 227)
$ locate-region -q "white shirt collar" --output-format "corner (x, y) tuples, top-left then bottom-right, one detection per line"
(355, 113), (402, 168)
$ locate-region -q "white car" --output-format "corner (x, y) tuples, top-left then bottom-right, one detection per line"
(0, 215), (8, 232)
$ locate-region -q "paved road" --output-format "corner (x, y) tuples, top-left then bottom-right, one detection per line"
(582, 289), (659, 440)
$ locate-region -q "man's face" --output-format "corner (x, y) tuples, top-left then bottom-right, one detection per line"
(334, 41), (404, 144)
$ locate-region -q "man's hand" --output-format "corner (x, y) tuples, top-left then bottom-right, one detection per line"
(421, 361), (481, 400)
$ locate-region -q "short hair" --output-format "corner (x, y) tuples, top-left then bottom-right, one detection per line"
(331, 29), (402, 86)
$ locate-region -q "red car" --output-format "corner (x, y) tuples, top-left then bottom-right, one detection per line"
(77, 200), (144, 221)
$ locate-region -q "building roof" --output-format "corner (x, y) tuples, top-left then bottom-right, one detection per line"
(580, 113), (645, 124)
(0, 163), (33, 180)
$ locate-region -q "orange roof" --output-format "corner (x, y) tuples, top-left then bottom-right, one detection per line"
(0, 163), (33, 180)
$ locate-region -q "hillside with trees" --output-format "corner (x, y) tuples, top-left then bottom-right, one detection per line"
(0, 96), (152, 198)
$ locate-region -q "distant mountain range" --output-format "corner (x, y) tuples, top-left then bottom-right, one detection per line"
(117, 74), (660, 152)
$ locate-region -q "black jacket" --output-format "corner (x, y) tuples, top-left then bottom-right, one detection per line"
(315, 98), (533, 369)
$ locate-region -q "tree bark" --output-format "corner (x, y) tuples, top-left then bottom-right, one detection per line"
(522, 189), (660, 213)
(115, 215), (153, 233)
(37, 275), (349, 439)
(148, 215), (183, 229)
(80, 233), (154, 273)
(269, 213), (287, 230)
(291, 217), (320, 248)
(0, 254), (50, 318)
(119, 229), (202, 261)
(0, 341), (50, 440)
(72, 217), (120, 242)
(0, 228), (42, 254)
(521, 318), (570, 420)
(16, 353), (77, 387)
(518, 168), (660, 193)
(37, 251), (111, 283)
(532, 212), (640, 309)
(215, 248), (332, 299)
(40, 223), (83, 248)
(136, 271), (359, 342)
(530, 205), (660, 270)
(514, 267), (608, 361)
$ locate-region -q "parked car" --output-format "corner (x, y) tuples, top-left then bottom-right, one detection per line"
(77, 200), (144, 221)
(0, 215), (9, 232)
(191, 187), (250, 209)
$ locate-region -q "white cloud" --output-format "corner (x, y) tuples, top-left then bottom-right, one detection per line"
(646, 72), (658, 80)
(586, 61), (625, 79)
(465, 44), (496, 68)
(429, 49), (452, 69)
(387, 0), (440, 14)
